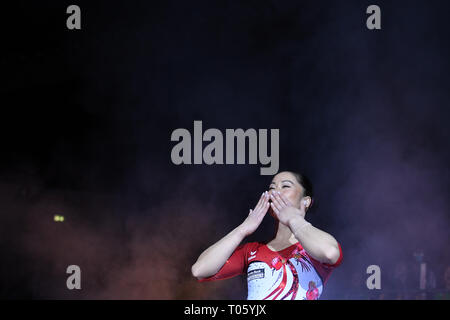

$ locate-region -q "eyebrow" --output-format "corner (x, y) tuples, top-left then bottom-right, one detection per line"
(270, 180), (294, 185)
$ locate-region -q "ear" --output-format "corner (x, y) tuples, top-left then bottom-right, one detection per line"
(303, 196), (312, 209)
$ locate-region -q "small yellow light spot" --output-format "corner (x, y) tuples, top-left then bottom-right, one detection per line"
(54, 215), (64, 222)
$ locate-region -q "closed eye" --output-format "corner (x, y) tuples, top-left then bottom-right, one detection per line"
(269, 185), (290, 189)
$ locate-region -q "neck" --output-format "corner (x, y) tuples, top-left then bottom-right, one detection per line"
(273, 221), (298, 245)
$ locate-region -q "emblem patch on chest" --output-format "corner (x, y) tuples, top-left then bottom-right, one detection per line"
(247, 268), (265, 282)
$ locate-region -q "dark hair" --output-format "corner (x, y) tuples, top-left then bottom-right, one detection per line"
(289, 172), (313, 197)
(287, 171), (314, 210)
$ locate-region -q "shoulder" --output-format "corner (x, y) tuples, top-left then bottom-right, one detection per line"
(236, 241), (266, 256)
(240, 241), (265, 251)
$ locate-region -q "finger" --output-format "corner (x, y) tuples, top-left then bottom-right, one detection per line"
(258, 192), (265, 205)
(272, 192), (283, 206)
(256, 192), (269, 213)
(273, 200), (283, 213)
(270, 202), (280, 215)
(270, 193), (284, 210)
(269, 192), (279, 207)
(262, 191), (270, 203)
(262, 191), (270, 202)
(256, 202), (270, 219)
(259, 201), (270, 216)
(274, 191), (289, 207)
(254, 192), (265, 210)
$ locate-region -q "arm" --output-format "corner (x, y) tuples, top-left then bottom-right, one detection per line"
(270, 191), (340, 265)
(191, 191), (270, 279)
(288, 215), (340, 265)
(191, 225), (246, 279)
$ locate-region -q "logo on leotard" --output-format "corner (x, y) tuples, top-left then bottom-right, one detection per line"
(247, 268), (265, 282)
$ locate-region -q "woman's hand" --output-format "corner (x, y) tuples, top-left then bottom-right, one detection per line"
(192, 192), (270, 278)
(238, 191), (270, 237)
(270, 191), (341, 265)
(269, 191), (306, 225)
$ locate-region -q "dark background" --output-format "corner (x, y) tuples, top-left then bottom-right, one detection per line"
(1, 0), (449, 299)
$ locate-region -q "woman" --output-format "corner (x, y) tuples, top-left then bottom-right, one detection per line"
(191, 171), (343, 300)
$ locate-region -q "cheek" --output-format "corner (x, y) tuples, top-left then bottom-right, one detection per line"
(282, 190), (300, 203)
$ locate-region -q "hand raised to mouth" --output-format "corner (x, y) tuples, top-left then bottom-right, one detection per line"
(269, 191), (305, 225)
(238, 191), (270, 237)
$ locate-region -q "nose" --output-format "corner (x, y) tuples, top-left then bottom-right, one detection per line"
(269, 188), (282, 196)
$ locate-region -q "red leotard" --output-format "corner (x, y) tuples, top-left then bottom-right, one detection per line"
(198, 241), (343, 300)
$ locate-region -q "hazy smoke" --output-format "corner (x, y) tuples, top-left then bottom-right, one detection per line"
(1, 0), (449, 299)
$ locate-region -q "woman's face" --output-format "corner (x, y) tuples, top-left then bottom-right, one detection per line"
(267, 171), (308, 210)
